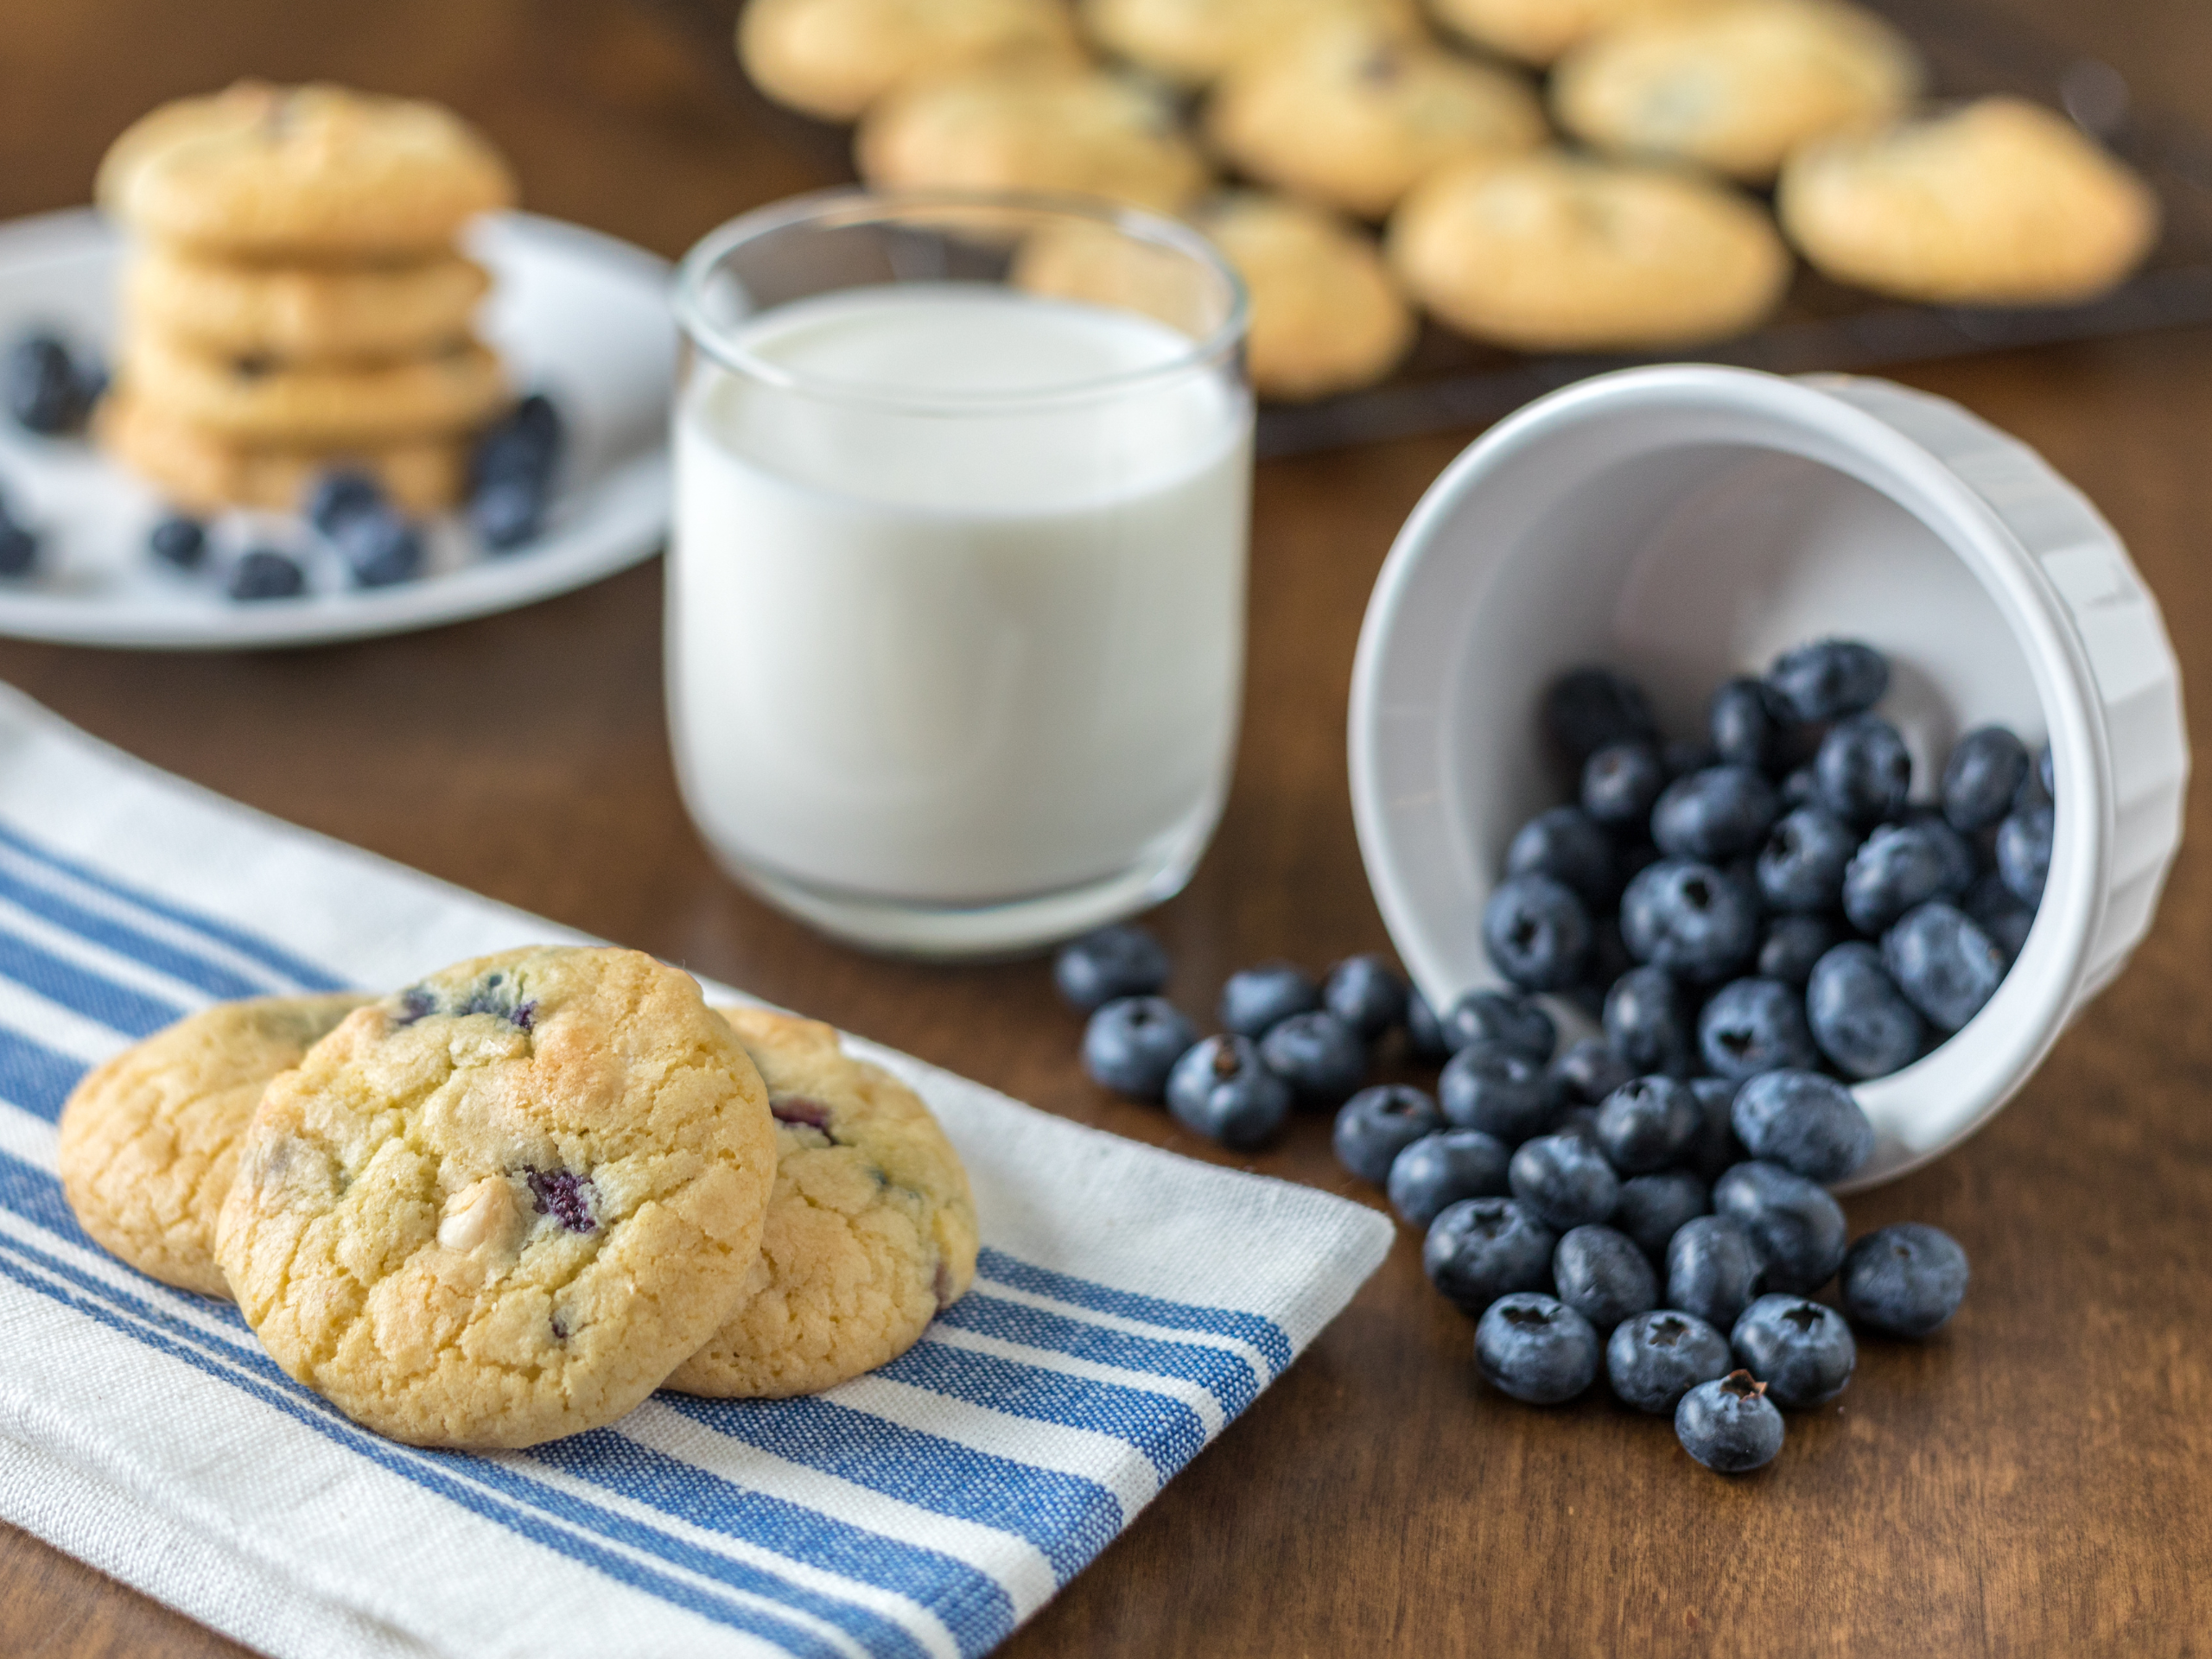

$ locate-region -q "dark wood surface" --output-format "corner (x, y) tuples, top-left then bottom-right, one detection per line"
(2, 2), (2210, 1653)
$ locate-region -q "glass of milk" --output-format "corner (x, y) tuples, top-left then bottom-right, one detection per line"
(669, 190), (1253, 957)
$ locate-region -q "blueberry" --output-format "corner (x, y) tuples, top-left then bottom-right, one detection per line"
(1440, 1039), (1552, 1141)
(1675, 1370), (1784, 1472)
(1441, 989), (1556, 1063)
(1505, 805), (1617, 907)
(1543, 666), (1656, 762)
(1731, 1068), (1875, 1182)
(1841, 822), (1967, 934)
(1423, 1197), (1556, 1312)
(1322, 953), (1406, 1040)
(1649, 766), (1778, 861)
(1055, 924), (1170, 1012)
(1165, 1035), (1292, 1149)
(1332, 1084), (1442, 1184)
(1475, 1293), (1599, 1404)
(1482, 873), (1592, 992)
(1996, 800), (2054, 906)
(1663, 738), (1719, 780)
(4, 331), (92, 434)
(472, 394), (564, 494)
(1840, 1223), (1969, 1337)
(1081, 996), (1197, 1101)
(148, 514), (207, 570)
(1613, 1170), (1709, 1262)
(1603, 963), (1693, 1077)
(1709, 676), (1804, 773)
(1665, 1214), (1764, 1331)
(1619, 859), (1758, 984)
(1756, 807), (1856, 912)
(1758, 913), (1834, 986)
(524, 1168), (599, 1234)
(1713, 1161), (1847, 1294)
(1548, 1038), (1634, 1111)
(1732, 1294), (1855, 1407)
(1509, 1132), (1620, 1230)
(1898, 809), (1980, 893)
(305, 468), (384, 536)
(471, 474), (548, 550)
(1698, 976), (1818, 1081)
(1592, 1076), (1699, 1173)
(1608, 1310), (1732, 1414)
(1777, 766), (1820, 809)
(1581, 741), (1665, 830)
(1257, 1009), (1365, 1107)
(1883, 900), (2005, 1032)
(1942, 726), (2031, 832)
(1388, 1128), (1511, 1225)
(228, 548), (305, 601)
(1806, 941), (1927, 1080)
(1815, 714), (1912, 826)
(1218, 963), (1320, 1038)
(334, 510), (425, 588)
(0, 513), (37, 578)
(1553, 1224), (1658, 1332)
(1403, 985), (1454, 1064)
(1962, 873), (2035, 963)
(1684, 1077), (1745, 1180)
(1767, 638), (1888, 722)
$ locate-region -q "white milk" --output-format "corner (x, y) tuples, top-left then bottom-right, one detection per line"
(668, 284), (1252, 911)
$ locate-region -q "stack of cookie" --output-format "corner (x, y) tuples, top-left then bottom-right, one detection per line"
(56, 945), (980, 1449)
(94, 82), (518, 516)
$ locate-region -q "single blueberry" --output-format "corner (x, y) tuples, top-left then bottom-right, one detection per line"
(1841, 822), (1969, 934)
(1509, 1132), (1620, 1230)
(1257, 1009), (1366, 1107)
(1713, 1161), (1847, 1294)
(335, 510), (425, 588)
(1710, 676), (1806, 773)
(1807, 941), (1927, 1080)
(471, 474), (547, 550)
(1732, 1294), (1856, 1407)
(1218, 963), (1321, 1039)
(1962, 873), (2035, 963)
(1840, 1223), (1969, 1337)
(1996, 800), (2054, 906)
(1608, 1309), (1732, 1414)
(228, 548), (305, 601)
(1403, 986), (1453, 1064)
(472, 391), (565, 488)
(1778, 766), (1820, 809)
(1476, 1293), (1599, 1404)
(1675, 1370), (1785, 1472)
(1081, 996), (1197, 1101)
(1553, 1224), (1658, 1332)
(1685, 1077), (1745, 1180)
(1663, 738), (1719, 780)
(0, 514), (37, 578)
(1731, 1069), (1876, 1183)
(148, 514), (207, 570)
(1766, 638), (1889, 722)
(1698, 977), (1818, 1081)
(1815, 714), (1912, 826)
(1548, 1039), (1635, 1111)
(1423, 1197), (1556, 1313)
(1542, 667), (1657, 762)
(1165, 1035), (1292, 1150)
(1581, 741), (1665, 830)
(1482, 873), (1592, 992)
(524, 1168), (598, 1234)
(4, 331), (92, 434)
(1442, 989), (1556, 1063)
(1758, 913), (1835, 986)
(1054, 924), (1170, 1012)
(1619, 859), (1758, 984)
(1756, 807), (1856, 912)
(1603, 963), (1693, 1077)
(1440, 1039), (1552, 1142)
(1322, 953), (1407, 1041)
(305, 468), (384, 537)
(1592, 1076), (1699, 1174)
(1332, 1084), (1443, 1184)
(1942, 726), (2031, 833)
(1666, 1214), (1764, 1331)
(1883, 901), (2005, 1033)
(1613, 1170), (1710, 1262)
(1505, 805), (1618, 907)
(1650, 766), (1779, 861)
(1388, 1128), (1511, 1225)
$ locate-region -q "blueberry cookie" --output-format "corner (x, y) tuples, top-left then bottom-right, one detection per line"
(1204, 20), (1546, 219)
(1387, 150), (1791, 349)
(124, 244), (491, 365)
(740, 0), (1084, 121)
(57, 995), (371, 1298)
(1427, 0), (1710, 66)
(214, 947), (777, 1449)
(1079, 0), (1419, 88)
(1778, 97), (2160, 304)
(667, 1008), (977, 1399)
(119, 332), (508, 446)
(98, 81), (515, 258)
(856, 66), (1211, 215)
(1552, 0), (1923, 183)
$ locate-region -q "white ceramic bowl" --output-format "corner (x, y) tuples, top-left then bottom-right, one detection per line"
(1349, 365), (2188, 1187)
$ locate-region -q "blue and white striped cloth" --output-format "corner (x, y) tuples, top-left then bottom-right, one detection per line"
(0, 683), (1392, 1659)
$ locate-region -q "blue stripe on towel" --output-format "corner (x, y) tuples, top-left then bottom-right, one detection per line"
(0, 922), (185, 1037)
(975, 1247), (1293, 1376)
(932, 1292), (1257, 1416)
(0, 1027), (86, 1122)
(0, 858), (276, 1001)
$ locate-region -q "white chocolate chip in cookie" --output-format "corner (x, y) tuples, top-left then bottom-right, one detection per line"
(437, 1174), (521, 1255)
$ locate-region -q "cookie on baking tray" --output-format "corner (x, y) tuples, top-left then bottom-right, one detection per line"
(1777, 96), (2160, 305)
(214, 946), (777, 1449)
(122, 243), (491, 365)
(1551, 0), (1923, 183)
(741, 0), (1084, 121)
(1387, 149), (1791, 350)
(56, 994), (371, 1299)
(1204, 20), (1546, 219)
(668, 1007), (977, 1399)
(1079, 0), (1420, 88)
(1426, 0), (1710, 66)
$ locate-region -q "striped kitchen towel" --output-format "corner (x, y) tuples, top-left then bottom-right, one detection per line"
(0, 682), (1393, 1659)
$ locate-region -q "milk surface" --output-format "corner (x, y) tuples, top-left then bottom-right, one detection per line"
(670, 284), (1252, 906)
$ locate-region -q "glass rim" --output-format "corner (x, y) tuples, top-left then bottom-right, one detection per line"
(671, 187), (1249, 414)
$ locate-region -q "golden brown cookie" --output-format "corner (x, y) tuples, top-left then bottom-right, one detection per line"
(123, 243), (491, 365)
(856, 66), (1211, 214)
(667, 1008), (977, 1399)
(98, 81), (516, 258)
(1427, 0), (1713, 66)
(1204, 21), (1546, 219)
(739, 0), (1085, 120)
(57, 995), (371, 1298)
(1777, 97), (2160, 304)
(1551, 0), (1923, 183)
(1387, 149), (1791, 349)
(1079, 0), (1420, 88)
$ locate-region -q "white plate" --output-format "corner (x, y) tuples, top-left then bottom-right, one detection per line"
(0, 209), (674, 649)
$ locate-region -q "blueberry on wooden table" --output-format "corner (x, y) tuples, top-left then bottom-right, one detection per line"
(1675, 1370), (1784, 1472)
(1422, 1197), (1555, 1313)
(228, 547), (305, 601)
(1883, 901), (2005, 1032)
(1592, 1075), (1700, 1174)
(1612, 1169), (1709, 1262)
(1713, 1160), (1847, 1294)
(1543, 666), (1657, 761)
(1552, 1224), (1657, 1332)
(1440, 988), (1556, 1064)
(1054, 923), (1170, 1012)
(1665, 1214), (1765, 1332)
(1439, 1039), (1551, 1142)
(1815, 713), (1912, 826)
(1483, 872), (1592, 992)
(1942, 726), (2031, 832)
(1765, 638), (1889, 723)
(1217, 962), (1320, 1039)
(1509, 1132), (1620, 1230)
(1730, 1069), (1876, 1184)
(1332, 1084), (1441, 1184)
(1164, 1034), (1291, 1150)
(1806, 941), (1926, 1080)
(1322, 953), (1406, 1041)
(1082, 995), (1196, 1101)
(1386, 1128), (1510, 1226)
(1732, 1294), (1856, 1408)
(1258, 1009), (1365, 1108)
(1840, 1223), (1969, 1337)
(1698, 976), (1819, 1081)
(1476, 1293), (1599, 1405)
(1607, 1310), (1732, 1414)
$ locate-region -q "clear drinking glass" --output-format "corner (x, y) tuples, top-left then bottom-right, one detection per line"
(668, 189), (1252, 957)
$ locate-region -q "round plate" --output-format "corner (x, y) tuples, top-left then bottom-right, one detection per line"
(0, 208), (673, 649)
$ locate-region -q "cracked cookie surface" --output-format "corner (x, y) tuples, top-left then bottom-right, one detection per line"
(214, 946), (775, 1448)
(667, 1007), (977, 1399)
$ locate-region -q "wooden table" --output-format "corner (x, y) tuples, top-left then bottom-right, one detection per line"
(3, 2), (2209, 1652)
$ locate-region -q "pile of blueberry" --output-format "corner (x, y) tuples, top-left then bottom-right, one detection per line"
(0, 329), (109, 581)
(1488, 639), (2052, 1082)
